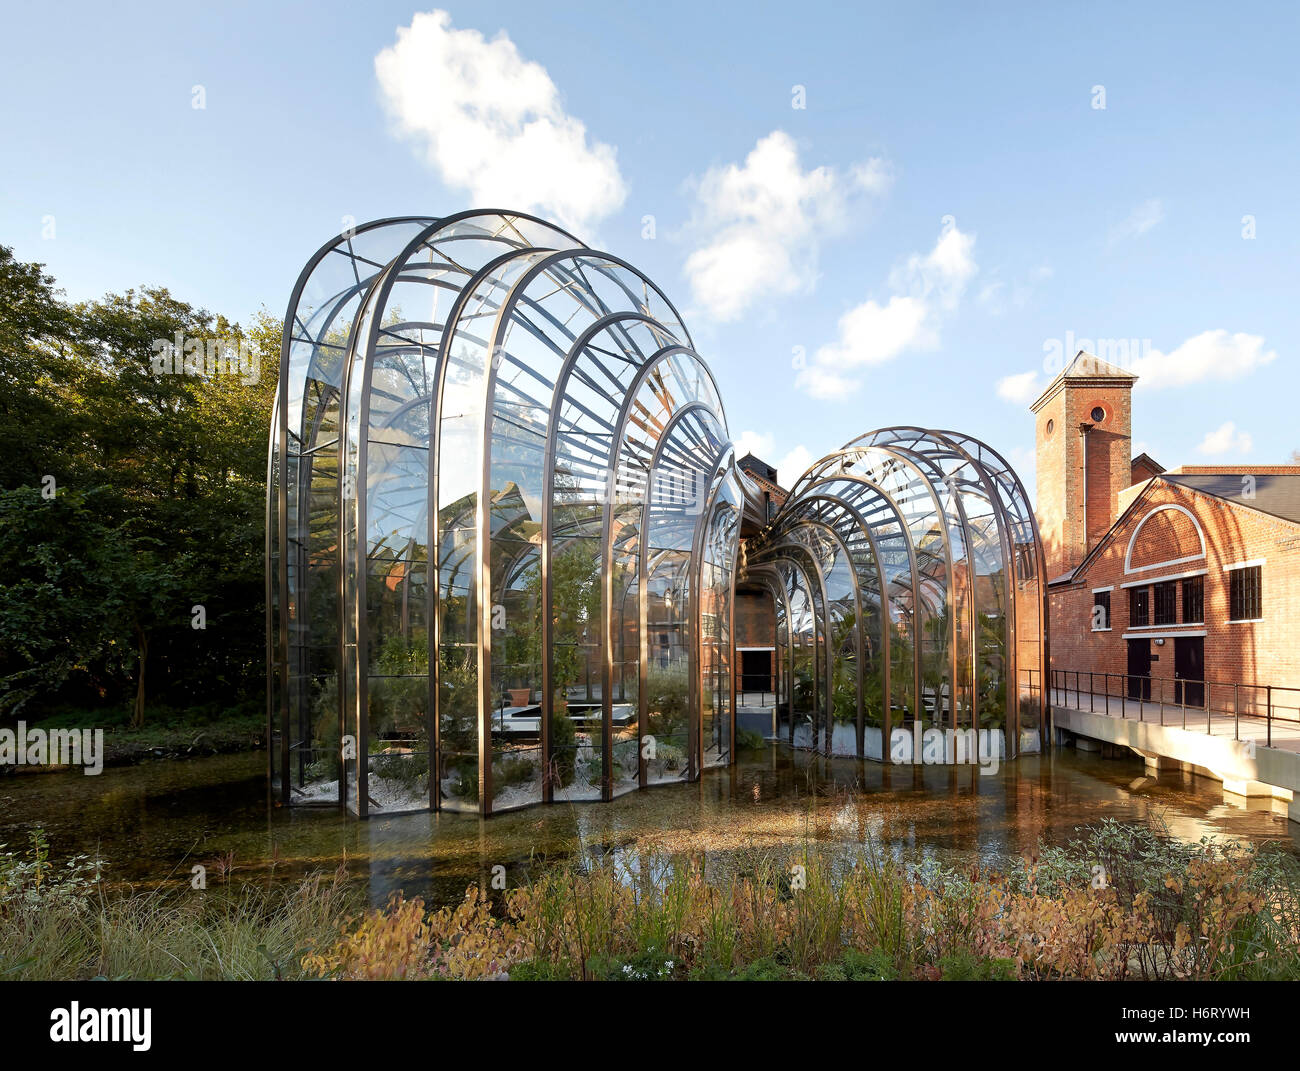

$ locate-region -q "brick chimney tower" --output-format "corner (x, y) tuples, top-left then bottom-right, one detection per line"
(1031, 350), (1136, 579)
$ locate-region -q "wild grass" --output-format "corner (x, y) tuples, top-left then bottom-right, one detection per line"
(1, 833), (357, 980)
(7, 818), (1300, 982)
(303, 819), (1300, 981)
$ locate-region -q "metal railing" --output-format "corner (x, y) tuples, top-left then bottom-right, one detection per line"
(737, 673), (776, 708)
(1049, 668), (1300, 749)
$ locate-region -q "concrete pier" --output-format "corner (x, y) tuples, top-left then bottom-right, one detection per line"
(1050, 685), (1300, 823)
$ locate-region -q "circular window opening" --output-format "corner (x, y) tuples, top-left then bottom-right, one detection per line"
(1045, 418), (1055, 437)
(1091, 406), (1106, 422)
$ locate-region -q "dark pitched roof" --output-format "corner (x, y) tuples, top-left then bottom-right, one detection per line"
(738, 452), (778, 483)
(1161, 471), (1300, 526)
(1131, 452), (1165, 476)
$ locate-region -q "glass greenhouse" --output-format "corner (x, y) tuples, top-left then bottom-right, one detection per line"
(266, 210), (1048, 817)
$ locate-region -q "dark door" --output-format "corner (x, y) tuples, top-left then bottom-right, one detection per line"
(740, 649), (773, 701)
(1127, 639), (1152, 700)
(1173, 637), (1205, 707)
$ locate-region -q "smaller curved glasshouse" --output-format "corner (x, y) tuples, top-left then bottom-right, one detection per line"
(266, 210), (1050, 817)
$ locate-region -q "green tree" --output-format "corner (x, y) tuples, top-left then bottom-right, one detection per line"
(0, 246), (80, 488)
(0, 245), (277, 724)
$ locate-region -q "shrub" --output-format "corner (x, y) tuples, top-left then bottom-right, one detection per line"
(291, 820), (1300, 983)
(2, 843), (355, 981)
(936, 951), (1017, 981)
(494, 756), (536, 789)
(549, 710), (577, 787)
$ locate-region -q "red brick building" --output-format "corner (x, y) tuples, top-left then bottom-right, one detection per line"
(1033, 351), (1300, 713)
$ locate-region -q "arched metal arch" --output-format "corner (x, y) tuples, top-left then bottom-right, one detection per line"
(267, 209), (1048, 816)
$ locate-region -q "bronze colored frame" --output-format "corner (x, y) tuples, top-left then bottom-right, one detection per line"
(266, 210), (1048, 816)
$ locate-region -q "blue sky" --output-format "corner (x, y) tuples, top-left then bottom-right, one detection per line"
(3, 1), (1297, 496)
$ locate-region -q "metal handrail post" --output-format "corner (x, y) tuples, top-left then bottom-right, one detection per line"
(1267, 685), (1273, 749)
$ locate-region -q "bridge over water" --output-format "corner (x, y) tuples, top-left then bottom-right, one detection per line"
(1050, 669), (1300, 825)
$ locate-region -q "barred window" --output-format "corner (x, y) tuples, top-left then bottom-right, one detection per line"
(1182, 575), (1204, 623)
(1229, 566), (1262, 621)
(1129, 586), (1149, 627)
(1153, 581), (1177, 626)
(1092, 590), (1111, 630)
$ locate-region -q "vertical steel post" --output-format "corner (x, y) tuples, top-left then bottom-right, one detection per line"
(1267, 685), (1273, 749)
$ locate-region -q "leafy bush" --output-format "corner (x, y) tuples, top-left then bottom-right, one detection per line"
(370, 752), (428, 794)
(450, 762), (478, 800)
(494, 756), (536, 789)
(585, 948), (677, 980)
(508, 958), (572, 981)
(936, 950), (1017, 980)
(0, 830), (104, 919)
(298, 825), (1300, 982)
(548, 711), (577, 788)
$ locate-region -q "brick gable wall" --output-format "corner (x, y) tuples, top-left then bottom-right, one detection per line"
(1048, 479), (1300, 701)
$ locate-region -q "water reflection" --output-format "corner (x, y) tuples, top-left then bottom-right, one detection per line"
(2, 744), (1295, 908)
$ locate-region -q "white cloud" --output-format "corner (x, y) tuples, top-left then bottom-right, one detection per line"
(851, 158), (894, 195)
(790, 364), (859, 401)
(795, 222), (977, 399)
(733, 429), (775, 460)
(996, 370), (1042, 405)
(683, 131), (888, 322)
(731, 431), (815, 487)
(890, 224), (977, 309)
(776, 445), (814, 485)
(996, 328), (1276, 410)
(1196, 421), (1253, 456)
(1132, 330), (1277, 390)
(374, 10), (626, 236)
(1108, 198), (1164, 245)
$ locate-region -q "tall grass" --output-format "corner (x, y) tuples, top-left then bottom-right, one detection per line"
(1, 837), (357, 980)
(305, 820), (1300, 981)
(7, 820), (1300, 982)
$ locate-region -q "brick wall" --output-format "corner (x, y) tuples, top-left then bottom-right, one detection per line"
(734, 588), (776, 647)
(1128, 506), (1203, 569)
(1034, 373), (1135, 578)
(1048, 479), (1300, 701)
(733, 588), (776, 695)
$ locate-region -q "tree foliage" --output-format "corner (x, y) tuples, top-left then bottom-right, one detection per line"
(0, 244), (276, 723)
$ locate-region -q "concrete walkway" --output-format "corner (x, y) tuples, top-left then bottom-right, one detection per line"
(1050, 686), (1300, 823)
(1050, 685), (1300, 755)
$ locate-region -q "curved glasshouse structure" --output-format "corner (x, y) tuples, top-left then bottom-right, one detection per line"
(267, 211), (1047, 817)
(743, 430), (1048, 764)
